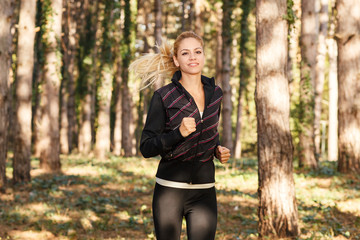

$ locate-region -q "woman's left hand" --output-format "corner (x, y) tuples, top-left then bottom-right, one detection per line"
(215, 145), (231, 164)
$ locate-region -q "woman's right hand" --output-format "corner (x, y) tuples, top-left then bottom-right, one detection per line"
(179, 117), (196, 137)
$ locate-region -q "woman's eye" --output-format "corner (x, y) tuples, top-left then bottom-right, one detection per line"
(196, 51), (202, 54)
(182, 52), (188, 56)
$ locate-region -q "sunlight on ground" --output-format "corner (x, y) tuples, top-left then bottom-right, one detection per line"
(8, 230), (55, 240)
(64, 166), (101, 177)
(49, 214), (72, 223)
(338, 199), (360, 216)
(2, 156), (360, 240)
(24, 202), (51, 214)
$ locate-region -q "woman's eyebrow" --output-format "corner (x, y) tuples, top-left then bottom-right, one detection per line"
(180, 47), (202, 52)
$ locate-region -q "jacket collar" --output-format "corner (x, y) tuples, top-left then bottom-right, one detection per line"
(171, 71), (216, 107)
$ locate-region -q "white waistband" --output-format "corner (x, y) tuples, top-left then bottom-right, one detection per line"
(156, 177), (215, 189)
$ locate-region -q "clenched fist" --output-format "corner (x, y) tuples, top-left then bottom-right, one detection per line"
(215, 146), (231, 164)
(179, 117), (196, 137)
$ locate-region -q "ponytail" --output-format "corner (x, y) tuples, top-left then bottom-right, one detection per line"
(129, 41), (179, 90)
(130, 31), (204, 90)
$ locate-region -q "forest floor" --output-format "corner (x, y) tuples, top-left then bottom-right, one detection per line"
(0, 154), (359, 240)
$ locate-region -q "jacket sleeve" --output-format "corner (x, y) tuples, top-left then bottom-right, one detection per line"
(214, 101), (222, 158)
(140, 92), (185, 158)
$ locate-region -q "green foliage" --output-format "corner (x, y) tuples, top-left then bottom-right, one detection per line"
(284, 0), (297, 27)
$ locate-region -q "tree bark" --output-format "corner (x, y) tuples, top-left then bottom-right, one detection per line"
(60, 0), (77, 154)
(314, 0), (328, 160)
(66, 1), (78, 153)
(234, 0), (251, 160)
(121, 0), (134, 157)
(112, 3), (124, 156)
(95, 69), (112, 159)
(215, 2), (222, 86)
(95, 0), (114, 160)
(256, 0), (299, 237)
(0, 0), (15, 191)
(113, 64), (122, 156)
(13, 0), (36, 183)
(336, 0), (360, 173)
(121, 81), (133, 157)
(221, 0), (234, 153)
(60, 67), (69, 154)
(299, 0), (318, 168)
(181, 0), (186, 32)
(77, 1), (98, 155)
(153, 0), (163, 90)
(154, 0), (162, 47)
(327, 2), (338, 162)
(194, 0), (204, 37)
(38, 0), (63, 171)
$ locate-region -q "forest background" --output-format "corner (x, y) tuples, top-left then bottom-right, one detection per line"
(0, 0), (359, 239)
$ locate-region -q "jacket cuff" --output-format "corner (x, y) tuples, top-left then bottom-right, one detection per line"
(160, 128), (185, 152)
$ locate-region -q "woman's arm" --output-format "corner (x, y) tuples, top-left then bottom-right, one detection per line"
(140, 92), (184, 158)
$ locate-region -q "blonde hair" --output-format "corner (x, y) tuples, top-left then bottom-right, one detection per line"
(129, 31), (204, 90)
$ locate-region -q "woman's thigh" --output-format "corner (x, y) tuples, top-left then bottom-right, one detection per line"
(184, 187), (217, 240)
(152, 183), (185, 240)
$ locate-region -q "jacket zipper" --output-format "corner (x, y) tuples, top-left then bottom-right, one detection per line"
(189, 97), (205, 184)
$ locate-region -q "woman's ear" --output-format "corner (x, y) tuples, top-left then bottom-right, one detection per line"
(173, 56), (179, 67)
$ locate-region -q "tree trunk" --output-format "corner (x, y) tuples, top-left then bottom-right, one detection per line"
(95, 69), (112, 159)
(327, 2), (338, 162)
(60, 70), (69, 154)
(299, 0), (318, 168)
(221, 0), (234, 153)
(336, 0), (360, 173)
(120, 0), (133, 157)
(113, 64), (122, 156)
(67, 0), (78, 153)
(38, 0), (63, 171)
(111, 2), (123, 156)
(77, 1), (98, 155)
(255, 0), (299, 237)
(61, 0), (78, 153)
(95, 0), (114, 160)
(0, 0), (15, 191)
(234, 0), (251, 160)
(13, 0), (36, 183)
(7, 1), (18, 155)
(153, 0), (163, 89)
(60, 0), (70, 154)
(194, 0), (203, 37)
(181, 0), (186, 32)
(314, 0), (328, 160)
(121, 81), (133, 157)
(154, 0), (162, 46)
(215, 2), (222, 86)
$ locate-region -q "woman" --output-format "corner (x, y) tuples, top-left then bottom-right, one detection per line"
(130, 31), (230, 240)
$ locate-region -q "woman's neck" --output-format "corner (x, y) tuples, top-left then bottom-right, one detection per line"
(179, 72), (202, 92)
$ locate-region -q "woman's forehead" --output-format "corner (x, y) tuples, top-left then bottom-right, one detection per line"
(178, 38), (203, 50)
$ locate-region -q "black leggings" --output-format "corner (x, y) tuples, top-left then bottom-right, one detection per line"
(152, 183), (217, 240)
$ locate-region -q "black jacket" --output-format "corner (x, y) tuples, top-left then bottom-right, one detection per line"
(140, 71), (223, 184)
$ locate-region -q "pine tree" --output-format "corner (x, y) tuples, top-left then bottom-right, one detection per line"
(256, 0), (299, 237)
(13, 0), (37, 183)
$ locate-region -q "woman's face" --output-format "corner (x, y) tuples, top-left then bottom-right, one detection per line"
(173, 37), (205, 75)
